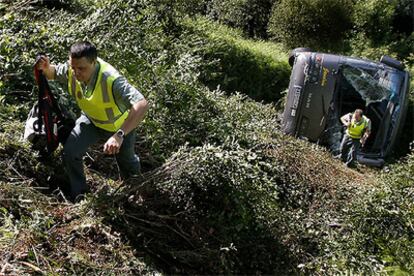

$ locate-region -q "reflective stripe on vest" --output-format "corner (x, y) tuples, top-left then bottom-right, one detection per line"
(68, 58), (129, 132)
(347, 116), (368, 139)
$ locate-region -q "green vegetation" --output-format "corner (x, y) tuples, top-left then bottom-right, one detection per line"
(205, 0), (276, 38)
(0, 0), (413, 274)
(181, 17), (290, 102)
(268, 0), (354, 51)
(351, 0), (414, 60)
(197, 0), (414, 59)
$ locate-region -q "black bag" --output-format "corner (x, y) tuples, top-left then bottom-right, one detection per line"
(24, 55), (75, 155)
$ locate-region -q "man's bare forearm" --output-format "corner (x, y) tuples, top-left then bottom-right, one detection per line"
(103, 99), (149, 155)
(120, 99), (149, 135)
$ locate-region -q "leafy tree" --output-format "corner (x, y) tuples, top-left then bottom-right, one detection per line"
(268, 0), (354, 51)
(353, 0), (398, 46)
(352, 0), (414, 59)
(206, 0), (277, 38)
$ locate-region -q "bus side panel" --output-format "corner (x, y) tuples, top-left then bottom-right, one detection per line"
(282, 53), (340, 141)
(298, 54), (340, 141)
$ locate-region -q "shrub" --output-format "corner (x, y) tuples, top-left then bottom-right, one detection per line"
(392, 0), (414, 37)
(97, 137), (369, 274)
(0, 183), (154, 275)
(179, 17), (291, 103)
(268, 0), (354, 51)
(351, 0), (414, 60)
(316, 152), (414, 274)
(353, 0), (397, 46)
(206, 0), (276, 38)
(143, 78), (282, 160)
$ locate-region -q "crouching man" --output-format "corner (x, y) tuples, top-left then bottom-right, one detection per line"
(339, 109), (371, 167)
(36, 41), (149, 201)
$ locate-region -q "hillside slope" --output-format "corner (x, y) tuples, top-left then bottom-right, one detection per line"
(1, 0), (413, 274)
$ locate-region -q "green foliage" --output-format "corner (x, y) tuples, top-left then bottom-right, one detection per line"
(0, 182), (155, 275)
(392, 0), (414, 36)
(350, 0), (414, 60)
(151, 143), (288, 274)
(268, 0), (354, 51)
(0, 5), (82, 104)
(314, 153), (414, 274)
(353, 0), (397, 46)
(101, 138), (367, 274)
(144, 77), (282, 160)
(206, 0), (276, 38)
(180, 17), (290, 103)
(1, 0), (414, 274)
(7, 0), (91, 9)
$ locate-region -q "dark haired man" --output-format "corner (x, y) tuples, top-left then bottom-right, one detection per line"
(36, 41), (149, 201)
(339, 109), (371, 167)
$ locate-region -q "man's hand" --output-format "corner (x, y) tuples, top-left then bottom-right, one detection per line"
(102, 99), (148, 155)
(340, 113), (352, 128)
(35, 55), (56, 80)
(360, 132), (370, 147)
(36, 55), (50, 70)
(103, 134), (123, 155)
(360, 137), (366, 147)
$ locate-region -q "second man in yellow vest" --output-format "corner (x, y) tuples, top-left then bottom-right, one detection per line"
(339, 109), (371, 167)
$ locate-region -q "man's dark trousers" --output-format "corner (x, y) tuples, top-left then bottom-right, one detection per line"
(63, 114), (140, 200)
(340, 133), (361, 167)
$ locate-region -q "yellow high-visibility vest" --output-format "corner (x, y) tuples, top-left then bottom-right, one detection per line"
(347, 115), (368, 139)
(68, 58), (128, 132)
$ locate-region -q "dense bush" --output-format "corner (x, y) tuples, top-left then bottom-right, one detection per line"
(351, 0), (414, 60)
(0, 114), (368, 274)
(104, 143), (290, 274)
(392, 0), (414, 37)
(353, 0), (397, 46)
(268, 0), (354, 51)
(96, 137), (369, 274)
(313, 152), (414, 274)
(168, 0), (277, 38)
(205, 0), (276, 38)
(179, 18), (290, 103)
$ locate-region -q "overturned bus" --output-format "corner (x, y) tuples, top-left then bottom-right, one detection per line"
(282, 48), (411, 167)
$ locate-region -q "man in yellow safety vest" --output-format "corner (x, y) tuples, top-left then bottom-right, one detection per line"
(339, 109), (371, 167)
(36, 41), (149, 201)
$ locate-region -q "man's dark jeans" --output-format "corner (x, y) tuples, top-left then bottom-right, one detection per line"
(340, 133), (361, 167)
(63, 114), (140, 201)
